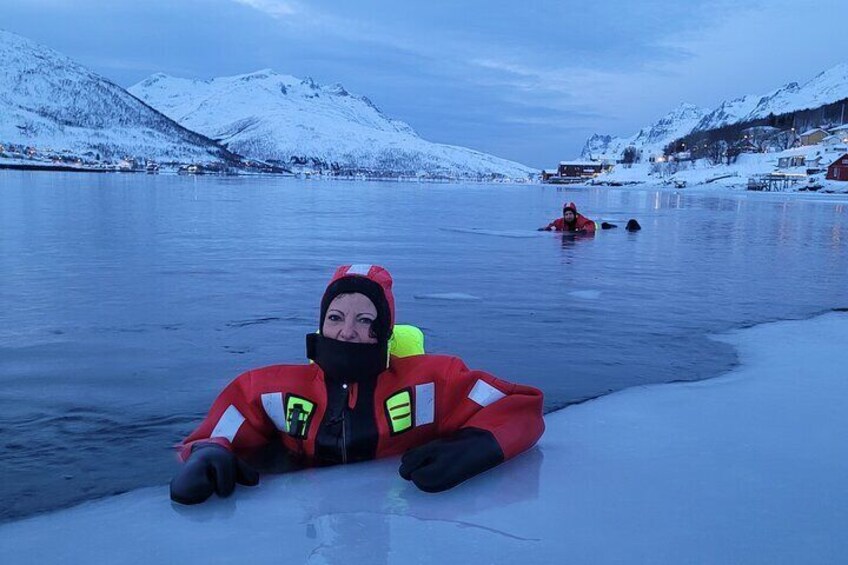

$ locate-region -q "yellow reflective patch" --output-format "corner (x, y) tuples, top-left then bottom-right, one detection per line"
(385, 390), (413, 434)
(285, 394), (315, 438)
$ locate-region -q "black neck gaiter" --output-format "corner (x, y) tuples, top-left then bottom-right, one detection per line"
(306, 333), (388, 384)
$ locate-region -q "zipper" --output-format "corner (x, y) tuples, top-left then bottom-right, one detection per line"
(341, 383), (348, 464)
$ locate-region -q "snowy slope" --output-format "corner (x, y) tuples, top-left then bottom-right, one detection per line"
(2, 313), (847, 563)
(581, 103), (707, 160)
(129, 70), (536, 178)
(693, 93), (764, 132)
(587, 63), (848, 160)
(741, 82), (803, 124)
(0, 30), (234, 164)
(745, 63), (848, 121)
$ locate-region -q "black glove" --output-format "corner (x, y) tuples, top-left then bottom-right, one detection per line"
(399, 428), (504, 493)
(170, 443), (259, 505)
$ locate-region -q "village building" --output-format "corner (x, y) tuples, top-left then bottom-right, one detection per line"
(541, 168), (559, 182)
(826, 153), (848, 181)
(735, 139), (760, 154)
(670, 150), (693, 161)
(777, 154), (806, 169)
(830, 124), (848, 137)
(742, 125), (781, 150)
(557, 161), (611, 178)
(799, 128), (829, 146)
(805, 155), (827, 175)
(822, 134), (844, 146)
(118, 158), (137, 170)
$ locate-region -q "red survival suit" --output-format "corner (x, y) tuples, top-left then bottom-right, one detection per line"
(543, 201), (596, 233)
(178, 265), (545, 492)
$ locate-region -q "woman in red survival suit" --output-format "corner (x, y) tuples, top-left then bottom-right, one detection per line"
(170, 265), (545, 504)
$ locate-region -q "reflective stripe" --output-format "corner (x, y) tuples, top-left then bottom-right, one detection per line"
(415, 382), (435, 426)
(347, 264), (372, 276)
(468, 379), (506, 407)
(210, 405), (245, 442)
(261, 392), (287, 432)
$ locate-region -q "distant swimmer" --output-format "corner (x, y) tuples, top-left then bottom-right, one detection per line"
(538, 202), (642, 233)
(538, 202), (596, 233)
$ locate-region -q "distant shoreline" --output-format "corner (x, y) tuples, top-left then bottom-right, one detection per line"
(0, 162), (120, 173)
(0, 166), (533, 183)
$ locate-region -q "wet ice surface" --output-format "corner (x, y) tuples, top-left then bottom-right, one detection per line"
(1, 171), (847, 521)
(2, 314), (846, 564)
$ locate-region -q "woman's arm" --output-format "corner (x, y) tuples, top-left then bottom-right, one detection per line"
(178, 370), (276, 461)
(399, 358), (544, 492)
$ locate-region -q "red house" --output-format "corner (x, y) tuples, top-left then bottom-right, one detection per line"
(826, 153), (848, 181)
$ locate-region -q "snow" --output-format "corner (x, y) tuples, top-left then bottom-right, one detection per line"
(586, 63), (848, 163)
(595, 143), (848, 193)
(2, 312), (846, 563)
(761, 63), (848, 117)
(0, 30), (532, 177)
(581, 103), (708, 161)
(0, 30), (232, 165)
(695, 93), (766, 132)
(129, 70), (536, 179)
(697, 64), (848, 131)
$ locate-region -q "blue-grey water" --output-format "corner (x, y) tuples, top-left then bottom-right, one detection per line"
(1, 171), (847, 522)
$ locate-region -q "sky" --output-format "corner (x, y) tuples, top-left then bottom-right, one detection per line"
(2, 0), (846, 168)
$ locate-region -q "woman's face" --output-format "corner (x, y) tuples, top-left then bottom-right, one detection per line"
(322, 293), (378, 344)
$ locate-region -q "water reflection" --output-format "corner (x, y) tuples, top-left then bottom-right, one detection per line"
(300, 449), (543, 564)
(560, 232), (595, 249)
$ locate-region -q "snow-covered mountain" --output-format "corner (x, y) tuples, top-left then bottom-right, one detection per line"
(581, 103), (707, 160)
(0, 30), (234, 164)
(129, 70), (535, 178)
(739, 63), (848, 125)
(702, 66), (848, 134)
(691, 94), (764, 132)
(585, 63), (848, 160)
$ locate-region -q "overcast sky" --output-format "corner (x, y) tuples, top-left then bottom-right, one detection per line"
(3, 0), (846, 167)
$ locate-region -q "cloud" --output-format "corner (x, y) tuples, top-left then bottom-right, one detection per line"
(230, 0), (299, 18)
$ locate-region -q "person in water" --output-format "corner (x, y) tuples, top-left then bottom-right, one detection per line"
(539, 202), (596, 233)
(539, 202), (642, 233)
(170, 264), (545, 504)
